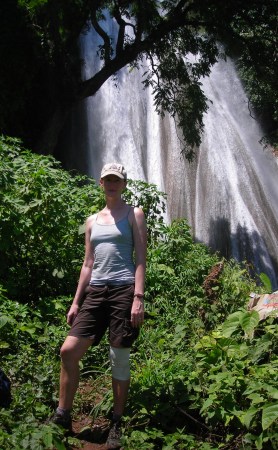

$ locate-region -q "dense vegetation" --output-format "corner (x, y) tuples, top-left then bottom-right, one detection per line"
(0, 1), (277, 158)
(0, 136), (277, 449)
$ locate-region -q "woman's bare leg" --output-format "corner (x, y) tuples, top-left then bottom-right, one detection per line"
(112, 378), (130, 418)
(58, 335), (92, 410)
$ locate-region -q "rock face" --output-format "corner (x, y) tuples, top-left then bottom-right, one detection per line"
(248, 291), (278, 321)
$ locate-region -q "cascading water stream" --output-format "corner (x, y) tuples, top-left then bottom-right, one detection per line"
(56, 23), (278, 288)
(194, 57), (278, 288)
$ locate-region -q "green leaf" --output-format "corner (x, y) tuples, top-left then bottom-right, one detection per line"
(243, 406), (259, 428)
(157, 264), (175, 275)
(52, 269), (65, 279)
(200, 397), (214, 413)
(255, 433), (263, 450)
(53, 437), (67, 450)
(240, 310), (260, 337)
(0, 341), (10, 348)
(259, 273), (272, 292)
(0, 315), (11, 328)
(247, 393), (265, 404)
(262, 402), (278, 430)
(37, 336), (48, 343)
(78, 223), (86, 235)
(19, 325), (37, 335)
(43, 430), (53, 447)
(222, 311), (243, 337)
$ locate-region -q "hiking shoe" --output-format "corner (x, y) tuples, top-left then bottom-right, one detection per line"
(106, 420), (122, 449)
(51, 411), (72, 433)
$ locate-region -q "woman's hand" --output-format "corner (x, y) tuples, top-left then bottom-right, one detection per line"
(66, 304), (80, 326)
(131, 297), (144, 328)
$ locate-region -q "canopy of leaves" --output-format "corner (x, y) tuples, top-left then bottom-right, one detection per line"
(232, 5), (278, 147)
(0, 0), (277, 156)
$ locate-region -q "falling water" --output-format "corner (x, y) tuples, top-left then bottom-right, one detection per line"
(56, 23), (278, 288)
(194, 57), (278, 288)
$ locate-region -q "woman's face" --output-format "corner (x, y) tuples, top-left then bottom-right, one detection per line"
(100, 175), (126, 197)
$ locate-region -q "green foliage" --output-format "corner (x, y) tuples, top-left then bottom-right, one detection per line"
(146, 219), (217, 296)
(0, 136), (165, 302)
(190, 313), (278, 449)
(0, 289), (68, 449)
(123, 179), (167, 242)
(0, 421), (67, 450)
(0, 136), (103, 301)
(232, 4), (278, 148)
(259, 273), (273, 293)
(0, 139), (277, 449)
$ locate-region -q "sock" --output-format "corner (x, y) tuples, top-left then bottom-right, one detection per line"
(56, 406), (71, 418)
(112, 413), (122, 423)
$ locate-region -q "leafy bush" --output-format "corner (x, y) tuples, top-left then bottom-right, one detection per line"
(0, 136), (102, 301)
(1, 137), (277, 449)
(146, 219), (218, 300)
(189, 312), (278, 449)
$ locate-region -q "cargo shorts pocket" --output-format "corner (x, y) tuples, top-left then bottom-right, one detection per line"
(121, 319), (139, 347)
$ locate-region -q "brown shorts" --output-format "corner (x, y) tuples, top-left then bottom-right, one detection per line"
(68, 284), (139, 347)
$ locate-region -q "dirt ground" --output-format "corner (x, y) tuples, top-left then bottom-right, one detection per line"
(70, 415), (111, 450)
(62, 378), (124, 449)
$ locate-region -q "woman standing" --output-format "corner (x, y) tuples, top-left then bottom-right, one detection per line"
(52, 163), (147, 449)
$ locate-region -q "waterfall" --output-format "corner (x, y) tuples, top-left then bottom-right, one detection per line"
(56, 23), (278, 289)
(194, 57), (278, 288)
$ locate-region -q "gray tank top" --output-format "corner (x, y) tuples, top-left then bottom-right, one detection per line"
(89, 211), (135, 285)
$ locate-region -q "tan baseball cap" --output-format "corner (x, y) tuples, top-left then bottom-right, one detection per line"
(100, 163), (127, 180)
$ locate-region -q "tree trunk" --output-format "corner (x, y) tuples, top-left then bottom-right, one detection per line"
(35, 104), (70, 155)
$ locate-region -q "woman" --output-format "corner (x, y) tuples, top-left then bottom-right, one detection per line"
(52, 163), (147, 449)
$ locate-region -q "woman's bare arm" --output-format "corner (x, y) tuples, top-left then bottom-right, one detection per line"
(67, 215), (95, 325)
(130, 207), (147, 328)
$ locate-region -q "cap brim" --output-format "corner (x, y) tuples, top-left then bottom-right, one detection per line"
(101, 170), (125, 179)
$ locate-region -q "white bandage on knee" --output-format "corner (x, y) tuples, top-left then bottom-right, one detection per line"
(109, 346), (131, 381)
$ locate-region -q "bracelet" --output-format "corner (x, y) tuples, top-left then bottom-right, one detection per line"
(134, 293), (144, 299)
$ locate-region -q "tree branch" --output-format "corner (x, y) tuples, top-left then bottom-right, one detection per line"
(113, 3), (127, 55)
(176, 405), (211, 431)
(91, 10), (111, 63)
(77, 6), (206, 101)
